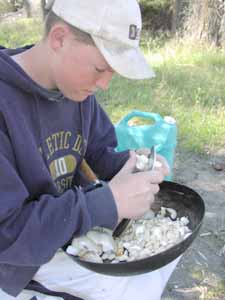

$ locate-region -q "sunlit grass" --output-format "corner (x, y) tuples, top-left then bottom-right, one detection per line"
(0, 18), (42, 47)
(97, 39), (225, 153)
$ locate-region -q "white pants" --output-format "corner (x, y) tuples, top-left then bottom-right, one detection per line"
(1, 251), (181, 300)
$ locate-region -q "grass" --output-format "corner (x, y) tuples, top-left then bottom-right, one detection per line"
(0, 18), (225, 154)
(205, 279), (225, 300)
(97, 38), (225, 153)
(0, 17), (42, 47)
(190, 266), (225, 300)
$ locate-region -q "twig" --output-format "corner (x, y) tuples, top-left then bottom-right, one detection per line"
(200, 232), (212, 237)
(198, 251), (208, 261)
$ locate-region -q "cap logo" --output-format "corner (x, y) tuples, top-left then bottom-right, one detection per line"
(129, 24), (140, 40)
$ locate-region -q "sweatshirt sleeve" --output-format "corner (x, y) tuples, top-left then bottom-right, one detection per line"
(0, 129), (118, 267)
(84, 97), (130, 180)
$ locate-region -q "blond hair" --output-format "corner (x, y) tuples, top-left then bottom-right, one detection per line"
(44, 10), (95, 46)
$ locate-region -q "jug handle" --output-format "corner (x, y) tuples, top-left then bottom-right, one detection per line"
(117, 110), (163, 126)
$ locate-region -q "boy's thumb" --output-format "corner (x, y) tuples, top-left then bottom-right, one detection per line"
(118, 150), (137, 175)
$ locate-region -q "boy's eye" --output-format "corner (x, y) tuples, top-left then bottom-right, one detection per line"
(95, 67), (105, 73)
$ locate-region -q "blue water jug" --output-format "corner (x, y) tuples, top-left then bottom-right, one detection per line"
(115, 110), (177, 181)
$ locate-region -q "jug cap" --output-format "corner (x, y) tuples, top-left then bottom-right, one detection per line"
(164, 116), (176, 125)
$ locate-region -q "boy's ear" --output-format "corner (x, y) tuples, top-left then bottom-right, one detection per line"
(48, 24), (70, 52)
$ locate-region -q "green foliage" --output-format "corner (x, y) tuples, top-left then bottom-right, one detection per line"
(0, 18), (42, 47)
(138, 0), (172, 32)
(139, 0), (171, 9)
(0, 0), (13, 14)
(0, 0), (24, 14)
(13, 0), (24, 7)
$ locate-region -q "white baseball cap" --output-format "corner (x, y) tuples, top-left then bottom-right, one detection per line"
(51, 0), (155, 80)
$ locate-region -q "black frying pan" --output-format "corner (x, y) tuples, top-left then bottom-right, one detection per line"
(63, 181), (205, 276)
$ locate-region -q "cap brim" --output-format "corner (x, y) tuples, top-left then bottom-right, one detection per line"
(92, 36), (155, 80)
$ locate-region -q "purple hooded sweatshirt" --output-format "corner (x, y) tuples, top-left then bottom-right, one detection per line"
(0, 46), (129, 297)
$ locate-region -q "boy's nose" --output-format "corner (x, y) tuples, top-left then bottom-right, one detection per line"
(96, 71), (114, 91)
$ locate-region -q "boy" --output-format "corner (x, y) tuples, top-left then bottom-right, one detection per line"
(0, 0), (179, 299)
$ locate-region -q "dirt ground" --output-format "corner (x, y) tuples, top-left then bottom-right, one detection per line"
(162, 148), (225, 300)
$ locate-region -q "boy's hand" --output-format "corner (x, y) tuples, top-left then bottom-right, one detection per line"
(109, 150), (169, 220)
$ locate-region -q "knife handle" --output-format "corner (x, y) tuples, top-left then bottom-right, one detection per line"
(80, 159), (98, 182)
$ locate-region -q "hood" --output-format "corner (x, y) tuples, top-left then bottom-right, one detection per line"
(0, 45), (64, 102)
